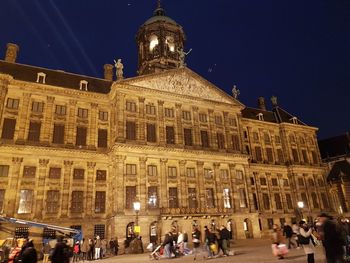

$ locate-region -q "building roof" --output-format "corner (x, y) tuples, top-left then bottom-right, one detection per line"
(318, 133), (350, 159)
(327, 159), (350, 181)
(0, 60), (112, 94)
(143, 7), (178, 26)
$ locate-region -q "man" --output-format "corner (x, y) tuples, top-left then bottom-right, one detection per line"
(219, 226), (230, 256)
(283, 223), (296, 249)
(50, 237), (72, 263)
(162, 231), (174, 258)
(318, 213), (346, 263)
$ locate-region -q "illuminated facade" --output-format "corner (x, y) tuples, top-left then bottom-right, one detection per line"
(0, 4), (332, 243)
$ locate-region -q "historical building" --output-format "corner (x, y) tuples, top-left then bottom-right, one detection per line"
(0, 3), (332, 243)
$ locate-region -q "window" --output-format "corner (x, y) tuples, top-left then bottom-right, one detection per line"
(99, 111), (108, 121)
(253, 132), (259, 141)
(168, 167), (177, 178)
(200, 130), (209, 147)
(126, 164), (137, 176)
(125, 186), (136, 209)
(166, 126), (175, 144)
(311, 192), (319, 208)
(148, 165), (157, 177)
(49, 167), (61, 179)
(147, 123), (157, 142)
(149, 35), (159, 51)
(52, 124), (64, 144)
(77, 108), (88, 118)
(18, 190), (34, 214)
(257, 113), (264, 121)
(164, 108), (174, 118)
(6, 98), (19, 109)
(275, 135), (281, 144)
(318, 178), (324, 187)
(36, 72), (46, 83)
(292, 149), (299, 163)
(199, 113), (207, 122)
(260, 178), (267, 186)
(43, 228), (56, 239)
(32, 101), (44, 113)
(126, 101), (137, 112)
(148, 186), (158, 208)
(263, 193), (270, 210)
(166, 36), (175, 52)
(264, 133), (270, 143)
(79, 80), (88, 91)
(311, 151), (318, 164)
(250, 177), (255, 185)
(239, 188), (247, 208)
(252, 193), (258, 210)
(283, 179), (289, 187)
(308, 178), (315, 186)
(96, 170), (106, 181)
(23, 166), (36, 178)
(15, 227), (29, 238)
(182, 111), (191, 120)
(204, 169), (213, 179)
(186, 168), (195, 178)
(266, 148), (274, 163)
(302, 150), (309, 164)
(188, 188), (198, 208)
(217, 133), (225, 149)
(126, 121), (136, 140)
(274, 194), (282, 210)
(271, 178), (278, 186)
(76, 127), (87, 146)
(321, 193), (329, 209)
(1, 118), (16, 139)
(215, 116), (223, 125)
(184, 128), (193, 146)
(229, 118), (237, 126)
(243, 131), (248, 140)
(231, 135), (240, 151)
(221, 169), (229, 180)
(46, 190), (59, 213)
(0, 189), (5, 213)
(255, 146), (262, 162)
(291, 117), (298, 124)
(0, 165), (9, 177)
(94, 224), (105, 239)
(289, 134), (296, 143)
(300, 136), (306, 145)
(146, 104), (156, 115)
(55, 105), (66, 115)
(236, 170), (243, 180)
(285, 194), (293, 209)
(298, 177), (304, 186)
(95, 191), (106, 213)
(98, 129), (108, 148)
(169, 187), (179, 208)
(267, 218), (274, 229)
(73, 168), (84, 180)
(223, 188), (231, 208)
(27, 122), (41, 141)
(277, 149), (284, 163)
(206, 188), (215, 208)
(301, 193), (308, 208)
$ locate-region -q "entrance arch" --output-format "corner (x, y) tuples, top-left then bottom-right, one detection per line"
(125, 222), (135, 247)
(244, 218), (253, 239)
(149, 221), (158, 243)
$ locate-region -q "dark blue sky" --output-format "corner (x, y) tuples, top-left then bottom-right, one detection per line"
(0, 0), (349, 139)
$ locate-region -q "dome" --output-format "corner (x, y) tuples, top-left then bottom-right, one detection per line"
(143, 7), (178, 26)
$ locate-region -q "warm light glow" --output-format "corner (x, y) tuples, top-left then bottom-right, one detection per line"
(166, 36), (175, 52)
(133, 200), (141, 211)
(149, 35), (159, 51)
(297, 201), (304, 209)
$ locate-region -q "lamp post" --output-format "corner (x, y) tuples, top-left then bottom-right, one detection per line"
(133, 200), (141, 235)
(297, 201), (304, 221)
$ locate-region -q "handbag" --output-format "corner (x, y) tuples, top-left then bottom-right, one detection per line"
(297, 234), (310, 245)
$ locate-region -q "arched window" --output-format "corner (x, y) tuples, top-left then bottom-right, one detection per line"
(149, 35), (159, 51)
(311, 192), (319, 208)
(166, 36), (175, 52)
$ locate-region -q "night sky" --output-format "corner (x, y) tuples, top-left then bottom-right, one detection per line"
(0, 0), (349, 139)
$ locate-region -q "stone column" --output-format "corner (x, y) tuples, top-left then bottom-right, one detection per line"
(5, 157), (23, 216)
(139, 157), (147, 211)
(175, 103), (183, 145)
(213, 162), (221, 208)
(223, 112), (231, 149)
(158, 100), (165, 146)
(66, 100), (77, 146)
(34, 159), (49, 219)
(16, 93), (31, 144)
(192, 106), (200, 147)
(197, 161), (205, 209)
(88, 103), (98, 149)
(116, 155), (126, 213)
(138, 97), (146, 142)
(41, 96), (55, 145)
(116, 94), (126, 142)
(86, 162), (96, 217)
(61, 160), (73, 217)
(160, 158), (168, 208)
(208, 109), (216, 149)
(229, 164), (239, 212)
(179, 160), (187, 207)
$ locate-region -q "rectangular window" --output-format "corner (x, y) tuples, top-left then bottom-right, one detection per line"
(147, 123), (157, 142)
(164, 108), (174, 118)
(98, 111), (108, 121)
(311, 151), (318, 164)
(283, 179), (289, 186)
(169, 187), (179, 208)
(46, 190), (59, 213)
(200, 130), (209, 147)
(204, 169), (213, 179)
(285, 193), (293, 209)
(298, 177), (304, 186)
(146, 104), (156, 115)
(0, 189), (5, 213)
(43, 228), (56, 239)
(126, 101), (137, 112)
(18, 190), (34, 214)
(188, 188), (198, 208)
(23, 166), (36, 178)
(55, 105), (66, 115)
(215, 116), (223, 125)
(239, 188), (247, 208)
(321, 193), (329, 209)
(223, 188), (231, 208)
(148, 186), (158, 208)
(221, 169), (229, 180)
(6, 98), (19, 109)
(231, 134), (240, 151)
(267, 218), (274, 229)
(184, 128), (193, 146)
(0, 165), (9, 177)
(255, 146), (263, 162)
(271, 178), (278, 186)
(166, 126), (175, 144)
(77, 108), (88, 118)
(52, 124), (64, 144)
(275, 135), (281, 144)
(32, 101), (44, 113)
(250, 177), (255, 185)
(1, 118), (16, 139)
(186, 168), (195, 178)
(252, 193), (258, 210)
(168, 167), (177, 178)
(126, 121), (136, 140)
(15, 227), (29, 239)
(301, 193), (309, 208)
(76, 127), (87, 146)
(292, 149), (299, 163)
(302, 150), (309, 164)
(94, 224), (105, 239)
(148, 165), (157, 177)
(49, 167), (61, 179)
(27, 122), (41, 141)
(182, 111), (191, 120)
(318, 178), (324, 187)
(263, 193), (270, 210)
(71, 191), (84, 213)
(199, 113), (207, 123)
(277, 149), (284, 164)
(96, 170), (106, 181)
(229, 118), (237, 126)
(73, 168), (84, 180)
(260, 177), (267, 186)
(274, 194), (282, 209)
(266, 148), (274, 163)
(95, 191), (106, 213)
(206, 188), (215, 208)
(217, 133), (225, 149)
(126, 164), (137, 176)
(253, 132), (259, 142)
(264, 133), (271, 143)
(311, 192), (319, 208)
(236, 170), (243, 180)
(98, 129), (108, 148)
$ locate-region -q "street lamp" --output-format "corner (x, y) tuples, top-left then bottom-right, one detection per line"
(133, 200), (141, 232)
(297, 201), (304, 221)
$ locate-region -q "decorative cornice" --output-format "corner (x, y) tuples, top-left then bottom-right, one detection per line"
(39, 159), (49, 166)
(64, 160), (74, 166)
(87, 161), (96, 169)
(12, 157), (23, 164)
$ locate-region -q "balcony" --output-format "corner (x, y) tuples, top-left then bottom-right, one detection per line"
(160, 207), (233, 216)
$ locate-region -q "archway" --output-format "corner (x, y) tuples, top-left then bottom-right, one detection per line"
(125, 222), (135, 247)
(243, 218), (253, 239)
(149, 221), (158, 244)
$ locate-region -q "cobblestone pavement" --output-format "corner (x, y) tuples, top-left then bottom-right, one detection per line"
(96, 239), (326, 263)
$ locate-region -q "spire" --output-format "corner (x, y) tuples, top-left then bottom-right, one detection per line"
(154, 0), (165, 16)
(157, 0), (161, 9)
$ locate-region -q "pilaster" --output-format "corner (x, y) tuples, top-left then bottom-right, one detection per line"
(175, 103), (183, 145)
(160, 158), (168, 208)
(208, 109), (217, 149)
(66, 100), (77, 145)
(192, 106), (200, 147)
(213, 162), (221, 208)
(41, 96), (55, 144)
(86, 161), (96, 216)
(179, 160), (187, 207)
(116, 155), (126, 213)
(139, 157), (147, 211)
(34, 159), (49, 219)
(196, 161), (205, 209)
(158, 100), (165, 146)
(138, 97), (146, 141)
(88, 103), (98, 149)
(61, 160), (73, 217)
(5, 157), (23, 216)
(15, 93), (31, 143)
(116, 94), (126, 142)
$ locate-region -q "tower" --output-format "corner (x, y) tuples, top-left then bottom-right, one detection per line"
(136, 1), (186, 75)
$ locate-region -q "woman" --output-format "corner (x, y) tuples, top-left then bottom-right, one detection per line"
(271, 224), (286, 259)
(299, 221), (315, 263)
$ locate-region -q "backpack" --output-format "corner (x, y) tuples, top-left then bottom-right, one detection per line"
(297, 234), (310, 245)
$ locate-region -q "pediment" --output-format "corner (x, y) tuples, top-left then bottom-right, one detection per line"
(124, 68), (239, 105)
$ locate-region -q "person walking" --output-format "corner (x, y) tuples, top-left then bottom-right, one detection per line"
(88, 238), (94, 260)
(161, 231), (175, 258)
(94, 236), (101, 260)
(283, 223), (296, 249)
(192, 226), (201, 260)
(42, 242), (51, 263)
(80, 238), (89, 261)
(50, 237), (72, 263)
(271, 224), (286, 260)
(299, 221), (315, 263)
(21, 239), (37, 263)
(292, 222), (301, 249)
(219, 225), (230, 256)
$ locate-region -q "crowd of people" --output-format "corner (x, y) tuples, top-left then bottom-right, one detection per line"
(272, 213), (349, 263)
